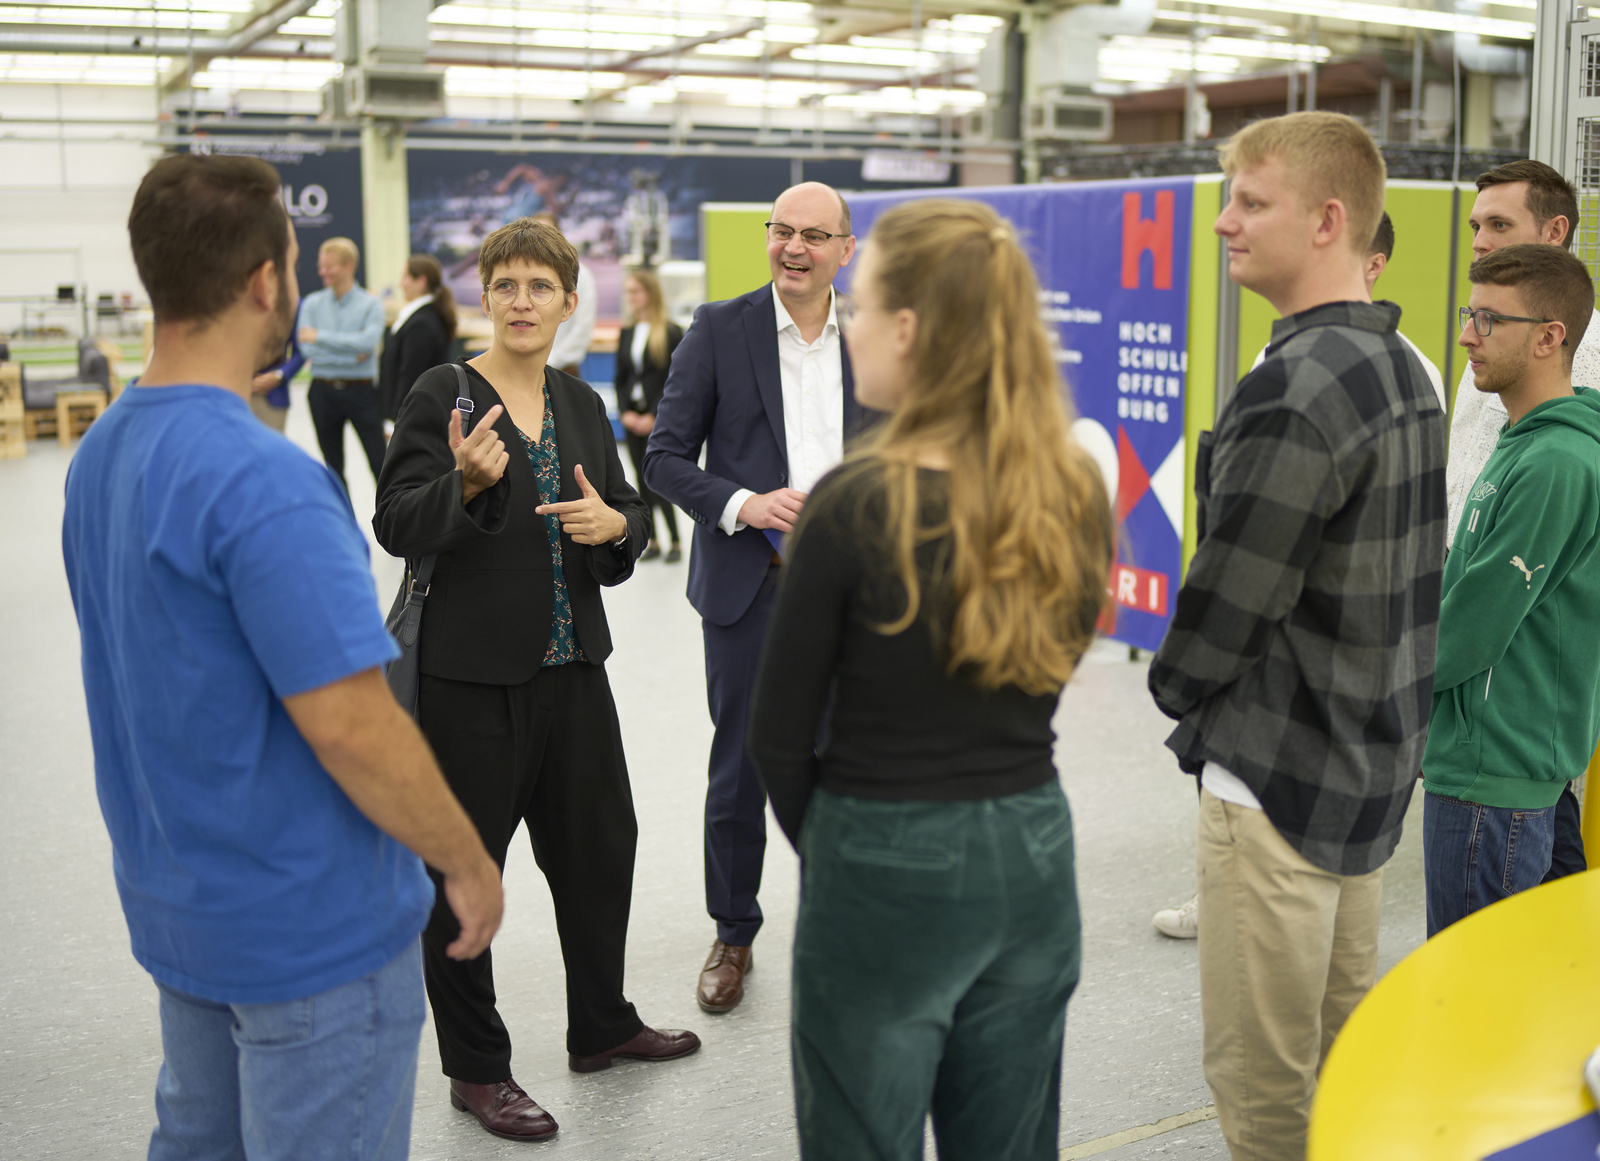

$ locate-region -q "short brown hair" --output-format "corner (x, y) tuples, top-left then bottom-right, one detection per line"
(477, 217), (579, 294)
(128, 153), (289, 327)
(1469, 243), (1594, 366)
(1218, 112), (1386, 255)
(1476, 159), (1580, 251)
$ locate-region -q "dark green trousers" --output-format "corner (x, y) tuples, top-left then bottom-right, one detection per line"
(792, 782), (1081, 1161)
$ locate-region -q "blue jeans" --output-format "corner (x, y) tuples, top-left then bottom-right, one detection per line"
(148, 941), (426, 1161)
(1423, 791), (1558, 938)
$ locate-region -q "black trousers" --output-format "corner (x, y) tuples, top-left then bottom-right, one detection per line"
(417, 662), (642, 1079)
(701, 568), (779, 946)
(1544, 782), (1587, 881)
(625, 431), (679, 544)
(307, 378), (386, 490)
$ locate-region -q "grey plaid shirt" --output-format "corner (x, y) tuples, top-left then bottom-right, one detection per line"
(1149, 301), (1447, 876)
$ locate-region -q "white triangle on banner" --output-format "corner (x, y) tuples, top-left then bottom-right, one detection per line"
(1150, 437), (1186, 538)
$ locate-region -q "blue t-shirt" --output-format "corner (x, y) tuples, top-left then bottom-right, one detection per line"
(62, 384), (431, 1004)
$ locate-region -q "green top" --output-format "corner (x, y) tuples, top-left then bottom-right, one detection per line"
(518, 379), (584, 668)
(1423, 387), (1600, 808)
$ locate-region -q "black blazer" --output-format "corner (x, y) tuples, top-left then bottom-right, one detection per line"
(613, 320), (684, 416)
(379, 302), (451, 421)
(373, 361), (649, 686)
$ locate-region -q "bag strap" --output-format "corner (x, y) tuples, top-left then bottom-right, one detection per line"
(452, 361), (475, 437)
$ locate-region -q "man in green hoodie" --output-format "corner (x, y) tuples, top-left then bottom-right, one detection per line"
(1423, 242), (1600, 937)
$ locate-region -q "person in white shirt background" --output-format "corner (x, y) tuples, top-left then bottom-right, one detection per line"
(539, 212), (599, 379)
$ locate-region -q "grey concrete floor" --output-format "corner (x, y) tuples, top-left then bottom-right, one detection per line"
(0, 385), (1431, 1159)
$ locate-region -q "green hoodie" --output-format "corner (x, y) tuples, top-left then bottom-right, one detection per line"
(1423, 387), (1600, 809)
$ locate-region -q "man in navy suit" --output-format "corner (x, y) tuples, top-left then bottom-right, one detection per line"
(644, 182), (863, 1013)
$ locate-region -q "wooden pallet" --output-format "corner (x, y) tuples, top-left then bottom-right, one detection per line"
(54, 390), (107, 448)
(22, 409), (56, 441)
(0, 365), (22, 459)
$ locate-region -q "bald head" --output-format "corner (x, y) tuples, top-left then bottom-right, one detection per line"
(766, 181), (855, 314)
(772, 182), (851, 237)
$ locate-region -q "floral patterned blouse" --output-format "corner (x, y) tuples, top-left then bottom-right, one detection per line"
(517, 379), (584, 667)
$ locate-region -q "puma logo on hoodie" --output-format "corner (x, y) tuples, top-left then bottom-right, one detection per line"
(1510, 556), (1546, 588)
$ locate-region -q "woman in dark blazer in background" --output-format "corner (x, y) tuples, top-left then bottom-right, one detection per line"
(374, 218), (698, 1146)
(614, 268), (684, 561)
(379, 253), (456, 422)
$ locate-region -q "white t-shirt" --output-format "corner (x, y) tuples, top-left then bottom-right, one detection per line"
(1202, 764), (1263, 810)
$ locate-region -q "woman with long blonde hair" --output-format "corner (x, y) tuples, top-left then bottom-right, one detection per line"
(749, 198), (1112, 1160)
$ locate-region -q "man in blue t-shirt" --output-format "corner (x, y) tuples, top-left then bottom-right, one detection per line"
(62, 153), (502, 1161)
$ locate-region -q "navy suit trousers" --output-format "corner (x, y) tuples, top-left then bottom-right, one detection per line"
(702, 567), (780, 946)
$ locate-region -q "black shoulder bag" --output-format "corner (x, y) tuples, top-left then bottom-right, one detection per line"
(384, 363), (476, 717)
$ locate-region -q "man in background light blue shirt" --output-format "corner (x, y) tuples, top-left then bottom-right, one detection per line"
(301, 236), (386, 490)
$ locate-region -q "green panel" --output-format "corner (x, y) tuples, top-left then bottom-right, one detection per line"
(1381, 183), (1474, 409)
(1237, 286), (1275, 380)
(702, 205), (774, 303)
(1183, 175), (1223, 574)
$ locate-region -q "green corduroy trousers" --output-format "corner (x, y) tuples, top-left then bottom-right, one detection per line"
(792, 781), (1082, 1161)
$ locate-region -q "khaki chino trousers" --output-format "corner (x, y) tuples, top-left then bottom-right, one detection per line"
(1197, 789), (1383, 1161)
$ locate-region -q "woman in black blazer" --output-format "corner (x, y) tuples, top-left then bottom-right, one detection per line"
(615, 268), (684, 561)
(378, 253), (456, 422)
(373, 218), (699, 1145)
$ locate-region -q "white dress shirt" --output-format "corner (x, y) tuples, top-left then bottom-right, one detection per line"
(1445, 306), (1600, 542)
(391, 292), (432, 332)
(549, 263), (598, 370)
(718, 286), (846, 536)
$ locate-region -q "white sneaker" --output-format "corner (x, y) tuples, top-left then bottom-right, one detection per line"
(1152, 893), (1198, 939)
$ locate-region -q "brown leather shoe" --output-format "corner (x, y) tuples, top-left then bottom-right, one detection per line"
(448, 1078), (558, 1142)
(696, 940), (752, 1014)
(568, 1025), (702, 1072)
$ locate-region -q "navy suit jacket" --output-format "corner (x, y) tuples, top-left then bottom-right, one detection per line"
(644, 282), (866, 627)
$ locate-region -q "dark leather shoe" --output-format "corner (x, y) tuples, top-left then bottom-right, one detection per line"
(696, 940), (752, 1014)
(640, 542), (662, 561)
(569, 1025), (702, 1072)
(449, 1078), (558, 1142)
(664, 544), (682, 563)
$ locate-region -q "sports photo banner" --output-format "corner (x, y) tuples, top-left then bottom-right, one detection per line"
(843, 177), (1194, 652)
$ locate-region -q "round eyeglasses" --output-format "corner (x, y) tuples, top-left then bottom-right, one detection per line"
(766, 222), (845, 248)
(486, 279), (561, 307)
(1459, 306), (1566, 345)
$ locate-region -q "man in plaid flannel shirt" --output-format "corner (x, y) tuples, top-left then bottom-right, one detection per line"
(1148, 112), (1447, 1160)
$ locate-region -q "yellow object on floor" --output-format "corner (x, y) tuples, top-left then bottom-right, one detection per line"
(1309, 868), (1600, 1159)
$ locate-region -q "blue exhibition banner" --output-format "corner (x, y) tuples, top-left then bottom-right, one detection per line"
(185, 132), (366, 297)
(842, 178), (1194, 653)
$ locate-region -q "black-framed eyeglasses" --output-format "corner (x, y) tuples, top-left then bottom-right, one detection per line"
(1459, 306), (1567, 345)
(486, 279), (560, 306)
(766, 222), (845, 248)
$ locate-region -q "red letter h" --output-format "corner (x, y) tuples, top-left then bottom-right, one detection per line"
(1121, 190), (1174, 289)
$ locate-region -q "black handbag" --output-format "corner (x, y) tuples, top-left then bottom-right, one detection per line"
(384, 363), (476, 716)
